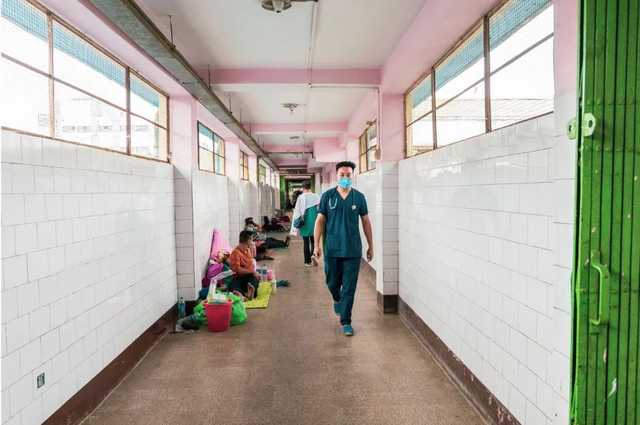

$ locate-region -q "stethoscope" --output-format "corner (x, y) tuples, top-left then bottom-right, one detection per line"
(329, 193), (355, 210)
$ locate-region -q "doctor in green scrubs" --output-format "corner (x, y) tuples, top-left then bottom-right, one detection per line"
(313, 161), (373, 336)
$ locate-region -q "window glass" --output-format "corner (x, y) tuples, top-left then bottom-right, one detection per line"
(435, 26), (484, 107)
(367, 149), (376, 171)
(435, 81), (486, 147)
(1, 0), (49, 71)
(241, 152), (249, 180)
(215, 155), (224, 175)
(198, 123), (215, 172)
(54, 82), (126, 151)
(130, 73), (167, 127)
(359, 154), (367, 173)
(2, 0), (170, 162)
(491, 38), (554, 129)
(406, 114), (434, 155)
(198, 123), (214, 151)
(490, 0), (553, 71)
(214, 136), (224, 156)
(258, 165), (266, 183)
(2, 57), (50, 135)
(52, 21), (126, 108)
(367, 124), (377, 149)
(406, 76), (432, 123)
(199, 148), (213, 172)
(130, 115), (167, 160)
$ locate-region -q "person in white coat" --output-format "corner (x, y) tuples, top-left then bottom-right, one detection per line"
(290, 181), (320, 266)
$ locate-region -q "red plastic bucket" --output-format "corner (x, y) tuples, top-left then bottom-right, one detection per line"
(204, 300), (232, 332)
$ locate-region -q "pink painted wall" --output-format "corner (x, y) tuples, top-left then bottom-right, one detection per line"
(347, 91), (378, 136)
(380, 0), (495, 94)
(379, 94), (405, 161)
(313, 138), (346, 163)
(553, 0), (578, 95)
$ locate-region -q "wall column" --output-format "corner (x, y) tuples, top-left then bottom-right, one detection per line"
(373, 93), (404, 313)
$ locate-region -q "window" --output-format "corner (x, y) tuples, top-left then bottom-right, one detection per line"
(435, 25), (486, 147)
(240, 151), (249, 181)
(404, 0), (553, 156)
(358, 122), (377, 172)
(489, 0), (554, 129)
(1, 0), (169, 160)
(258, 164), (266, 184)
(198, 122), (225, 175)
(405, 75), (434, 156)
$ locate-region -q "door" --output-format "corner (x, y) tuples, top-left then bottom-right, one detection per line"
(571, 0), (639, 424)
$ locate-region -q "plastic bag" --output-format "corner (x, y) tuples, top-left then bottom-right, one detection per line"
(227, 292), (247, 326)
(193, 301), (207, 324)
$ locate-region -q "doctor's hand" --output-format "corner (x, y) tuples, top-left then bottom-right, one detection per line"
(366, 247), (374, 262)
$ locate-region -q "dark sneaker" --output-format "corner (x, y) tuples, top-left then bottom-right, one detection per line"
(342, 324), (354, 336)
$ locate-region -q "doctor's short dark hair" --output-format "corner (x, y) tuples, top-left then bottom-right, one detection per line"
(335, 161), (356, 171)
(302, 181), (312, 190)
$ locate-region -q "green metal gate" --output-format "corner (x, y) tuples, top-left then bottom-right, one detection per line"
(571, 0), (640, 424)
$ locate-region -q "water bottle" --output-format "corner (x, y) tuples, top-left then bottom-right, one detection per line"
(178, 297), (186, 319)
(269, 269), (277, 294)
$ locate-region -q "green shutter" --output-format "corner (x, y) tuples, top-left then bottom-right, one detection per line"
(571, 0), (640, 424)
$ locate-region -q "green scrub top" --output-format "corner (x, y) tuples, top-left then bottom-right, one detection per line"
(299, 205), (318, 238)
(318, 187), (368, 258)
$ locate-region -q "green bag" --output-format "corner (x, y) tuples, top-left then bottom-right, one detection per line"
(227, 293), (247, 326)
(192, 301), (207, 325)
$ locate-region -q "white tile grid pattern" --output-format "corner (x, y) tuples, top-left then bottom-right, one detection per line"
(354, 171), (378, 272)
(1, 130), (177, 425)
(192, 170), (230, 298)
(398, 113), (574, 425)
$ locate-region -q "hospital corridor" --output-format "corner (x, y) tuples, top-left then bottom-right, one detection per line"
(1, 0), (639, 424)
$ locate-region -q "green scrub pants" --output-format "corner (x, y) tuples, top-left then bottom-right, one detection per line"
(324, 256), (360, 325)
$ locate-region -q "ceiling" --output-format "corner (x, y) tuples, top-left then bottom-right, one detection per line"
(214, 86), (374, 124)
(136, 0), (426, 167)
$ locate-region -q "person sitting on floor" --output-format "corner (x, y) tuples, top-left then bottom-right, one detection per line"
(262, 216), (286, 232)
(244, 217), (290, 249)
(229, 230), (261, 300)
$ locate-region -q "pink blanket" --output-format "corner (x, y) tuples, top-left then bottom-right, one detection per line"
(210, 229), (232, 260)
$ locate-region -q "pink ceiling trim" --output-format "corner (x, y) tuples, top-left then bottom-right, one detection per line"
(209, 68), (381, 86)
(274, 158), (309, 166)
(262, 145), (311, 153)
(246, 122), (348, 134)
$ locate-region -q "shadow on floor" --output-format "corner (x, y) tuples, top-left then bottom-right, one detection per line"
(83, 238), (484, 425)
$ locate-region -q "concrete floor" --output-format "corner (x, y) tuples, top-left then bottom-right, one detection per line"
(84, 238), (484, 425)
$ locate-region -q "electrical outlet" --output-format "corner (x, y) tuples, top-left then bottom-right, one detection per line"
(37, 373), (45, 389)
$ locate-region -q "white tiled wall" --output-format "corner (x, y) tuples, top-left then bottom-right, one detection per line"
(1, 129), (177, 425)
(191, 170), (230, 299)
(398, 114), (574, 425)
(354, 171), (378, 271)
(374, 162), (399, 295)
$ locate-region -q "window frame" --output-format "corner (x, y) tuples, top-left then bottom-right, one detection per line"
(258, 164), (267, 184)
(404, 0), (554, 158)
(240, 150), (250, 181)
(1, 0), (170, 162)
(358, 120), (377, 173)
(197, 121), (225, 175)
